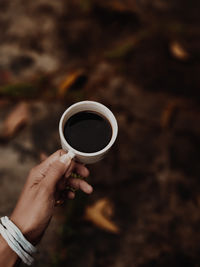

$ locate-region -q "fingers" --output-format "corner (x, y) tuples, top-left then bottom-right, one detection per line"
(57, 176), (93, 200)
(67, 178), (93, 194)
(39, 150), (92, 201)
(36, 149), (67, 176)
(41, 153), (72, 192)
(56, 160), (76, 191)
(64, 162), (89, 179)
(64, 162), (91, 199)
(57, 189), (75, 201)
(74, 162), (90, 177)
(36, 149), (89, 180)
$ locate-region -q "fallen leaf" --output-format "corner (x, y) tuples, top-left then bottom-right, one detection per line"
(1, 101), (29, 139)
(170, 41), (189, 60)
(105, 32), (148, 59)
(58, 70), (86, 97)
(105, 40), (135, 59)
(84, 198), (120, 234)
(161, 101), (177, 129)
(0, 83), (38, 98)
(161, 99), (186, 129)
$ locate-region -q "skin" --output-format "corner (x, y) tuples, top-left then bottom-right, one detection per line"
(0, 149), (93, 267)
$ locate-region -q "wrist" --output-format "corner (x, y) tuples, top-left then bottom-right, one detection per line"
(9, 214), (34, 245)
(0, 216), (37, 265)
(0, 235), (19, 267)
(9, 214), (47, 246)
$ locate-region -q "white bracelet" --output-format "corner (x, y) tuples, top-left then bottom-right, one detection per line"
(0, 224), (33, 265)
(1, 216), (37, 254)
(0, 217), (37, 265)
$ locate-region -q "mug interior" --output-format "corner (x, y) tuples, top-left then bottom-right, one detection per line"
(59, 101), (118, 156)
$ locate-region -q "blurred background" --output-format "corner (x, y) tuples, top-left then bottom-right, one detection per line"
(0, 0), (200, 266)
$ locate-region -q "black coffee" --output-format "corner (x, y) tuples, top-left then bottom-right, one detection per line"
(64, 111), (112, 153)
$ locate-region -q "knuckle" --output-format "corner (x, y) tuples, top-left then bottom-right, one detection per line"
(57, 149), (65, 157)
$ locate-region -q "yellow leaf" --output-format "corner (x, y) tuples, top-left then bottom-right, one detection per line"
(170, 41), (189, 60)
(84, 198), (120, 234)
(58, 71), (83, 97)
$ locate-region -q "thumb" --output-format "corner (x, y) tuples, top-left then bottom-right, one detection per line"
(42, 153), (72, 191)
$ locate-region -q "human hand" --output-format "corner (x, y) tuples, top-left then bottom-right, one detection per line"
(10, 149), (93, 245)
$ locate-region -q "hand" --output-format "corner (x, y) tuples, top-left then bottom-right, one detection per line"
(10, 149), (93, 245)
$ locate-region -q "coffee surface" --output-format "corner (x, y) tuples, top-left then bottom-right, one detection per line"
(64, 111), (112, 153)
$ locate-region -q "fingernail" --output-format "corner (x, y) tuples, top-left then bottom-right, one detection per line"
(60, 153), (71, 165)
(84, 184), (93, 193)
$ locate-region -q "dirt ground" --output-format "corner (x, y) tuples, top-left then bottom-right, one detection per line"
(0, 1), (200, 267)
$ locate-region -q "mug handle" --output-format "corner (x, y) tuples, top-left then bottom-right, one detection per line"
(66, 150), (75, 160)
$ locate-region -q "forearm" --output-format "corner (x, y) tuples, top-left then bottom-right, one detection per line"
(0, 235), (19, 267)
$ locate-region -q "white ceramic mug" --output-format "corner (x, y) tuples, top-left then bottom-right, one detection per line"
(59, 101), (118, 164)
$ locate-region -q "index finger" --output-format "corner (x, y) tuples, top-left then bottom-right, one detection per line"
(35, 149), (67, 176)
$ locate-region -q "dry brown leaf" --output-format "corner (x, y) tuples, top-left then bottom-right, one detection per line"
(58, 70), (83, 97)
(84, 198), (120, 234)
(170, 41), (189, 60)
(161, 101), (177, 129)
(161, 99), (186, 129)
(1, 101), (29, 139)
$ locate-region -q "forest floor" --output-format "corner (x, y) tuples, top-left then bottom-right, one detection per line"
(0, 1), (200, 266)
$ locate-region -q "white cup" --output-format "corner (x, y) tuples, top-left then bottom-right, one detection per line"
(59, 101), (118, 164)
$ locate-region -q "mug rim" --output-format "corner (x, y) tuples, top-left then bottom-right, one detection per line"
(59, 100), (118, 157)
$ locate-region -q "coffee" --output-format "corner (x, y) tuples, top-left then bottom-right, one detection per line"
(64, 111), (112, 153)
